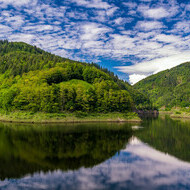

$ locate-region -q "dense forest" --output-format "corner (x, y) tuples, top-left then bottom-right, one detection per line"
(0, 40), (153, 113)
(134, 62), (190, 109)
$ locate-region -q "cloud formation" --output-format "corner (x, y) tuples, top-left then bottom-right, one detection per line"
(0, 0), (189, 84)
(71, 0), (111, 9)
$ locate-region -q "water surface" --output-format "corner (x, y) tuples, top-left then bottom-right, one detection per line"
(0, 116), (190, 190)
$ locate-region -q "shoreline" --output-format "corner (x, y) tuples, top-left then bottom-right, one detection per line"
(159, 110), (190, 119)
(0, 118), (142, 124)
(0, 111), (142, 124)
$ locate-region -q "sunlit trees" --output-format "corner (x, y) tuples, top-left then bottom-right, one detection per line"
(0, 40), (153, 113)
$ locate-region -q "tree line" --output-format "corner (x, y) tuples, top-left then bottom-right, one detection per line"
(0, 40), (154, 113)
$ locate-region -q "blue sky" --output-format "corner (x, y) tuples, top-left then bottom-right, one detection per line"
(0, 0), (190, 84)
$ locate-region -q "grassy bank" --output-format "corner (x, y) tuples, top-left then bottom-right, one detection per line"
(0, 111), (141, 124)
(159, 107), (190, 119)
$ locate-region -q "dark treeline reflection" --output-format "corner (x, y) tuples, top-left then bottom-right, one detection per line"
(0, 122), (132, 180)
(136, 116), (190, 162)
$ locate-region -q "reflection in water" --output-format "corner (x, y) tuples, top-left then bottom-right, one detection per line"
(0, 122), (132, 180)
(1, 117), (190, 190)
(136, 116), (190, 162)
(2, 136), (190, 190)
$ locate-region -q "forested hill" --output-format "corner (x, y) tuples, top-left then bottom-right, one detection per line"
(0, 40), (153, 113)
(134, 62), (190, 108)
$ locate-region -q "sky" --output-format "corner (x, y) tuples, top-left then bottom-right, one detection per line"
(0, 0), (190, 84)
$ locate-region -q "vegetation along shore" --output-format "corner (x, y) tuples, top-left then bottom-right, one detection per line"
(0, 40), (156, 123)
(1, 40), (189, 121)
(0, 111), (141, 124)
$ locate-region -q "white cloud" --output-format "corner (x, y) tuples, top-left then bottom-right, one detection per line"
(114, 17), (123, 25)
(173, 20), (190, 33)
(80, 22), (111, 41)
(91, 10), (107, 22)
(129, 74), (147, 85)
(123, 2), (137, 9)
(23, 4), (66, 22)
(117, 52), (190, 84)
(22, 25), (61, 32)
(135, 21), (165, 31)
(82, 41), (104, 49)
(143, 7), (170, 19)
(1, 10), (11, 17)
(0, 0), (37, 7)
(0, 24), (12, 32)
(5, 15), (24, 28)
(8, 33), (36, 44)
(106, 7), (118, 16)
(137, 3), (179, 19)
(67, 11), (88, 20)
(153, 34), (181, 43)
(71, 0), (111, 9)
(109, 34), (135, 50)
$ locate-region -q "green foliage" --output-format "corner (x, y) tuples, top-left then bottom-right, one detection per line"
(44, 67), (69, 85)
(0, 40), (151, 113)
(134, 62), (190, 108)
(0, 86), (18, 111)
(92, 62), (154, 110)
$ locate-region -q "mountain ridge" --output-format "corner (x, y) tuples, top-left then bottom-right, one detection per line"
(134, 61), (190, 108)
(0, 40), (153, 113)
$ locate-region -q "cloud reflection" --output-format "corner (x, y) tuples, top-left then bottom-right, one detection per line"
(1, 137), (190, 190)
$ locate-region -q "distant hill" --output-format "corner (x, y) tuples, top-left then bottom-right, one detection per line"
(134, 62), (190, 108)
(0, 40), (153, 113)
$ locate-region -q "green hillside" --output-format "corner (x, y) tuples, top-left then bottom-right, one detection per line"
(134, 62), (190, 108)
(0, 40), (153, 114)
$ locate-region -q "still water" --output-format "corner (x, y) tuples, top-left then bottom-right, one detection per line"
(0, 116), (190, 190)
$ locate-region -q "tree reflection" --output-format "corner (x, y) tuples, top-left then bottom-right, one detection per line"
(0, 122), (132, 180)
(136, 116), (190, 162)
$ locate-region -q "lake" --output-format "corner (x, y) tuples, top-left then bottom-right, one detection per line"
(0, 116), (190, 190)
